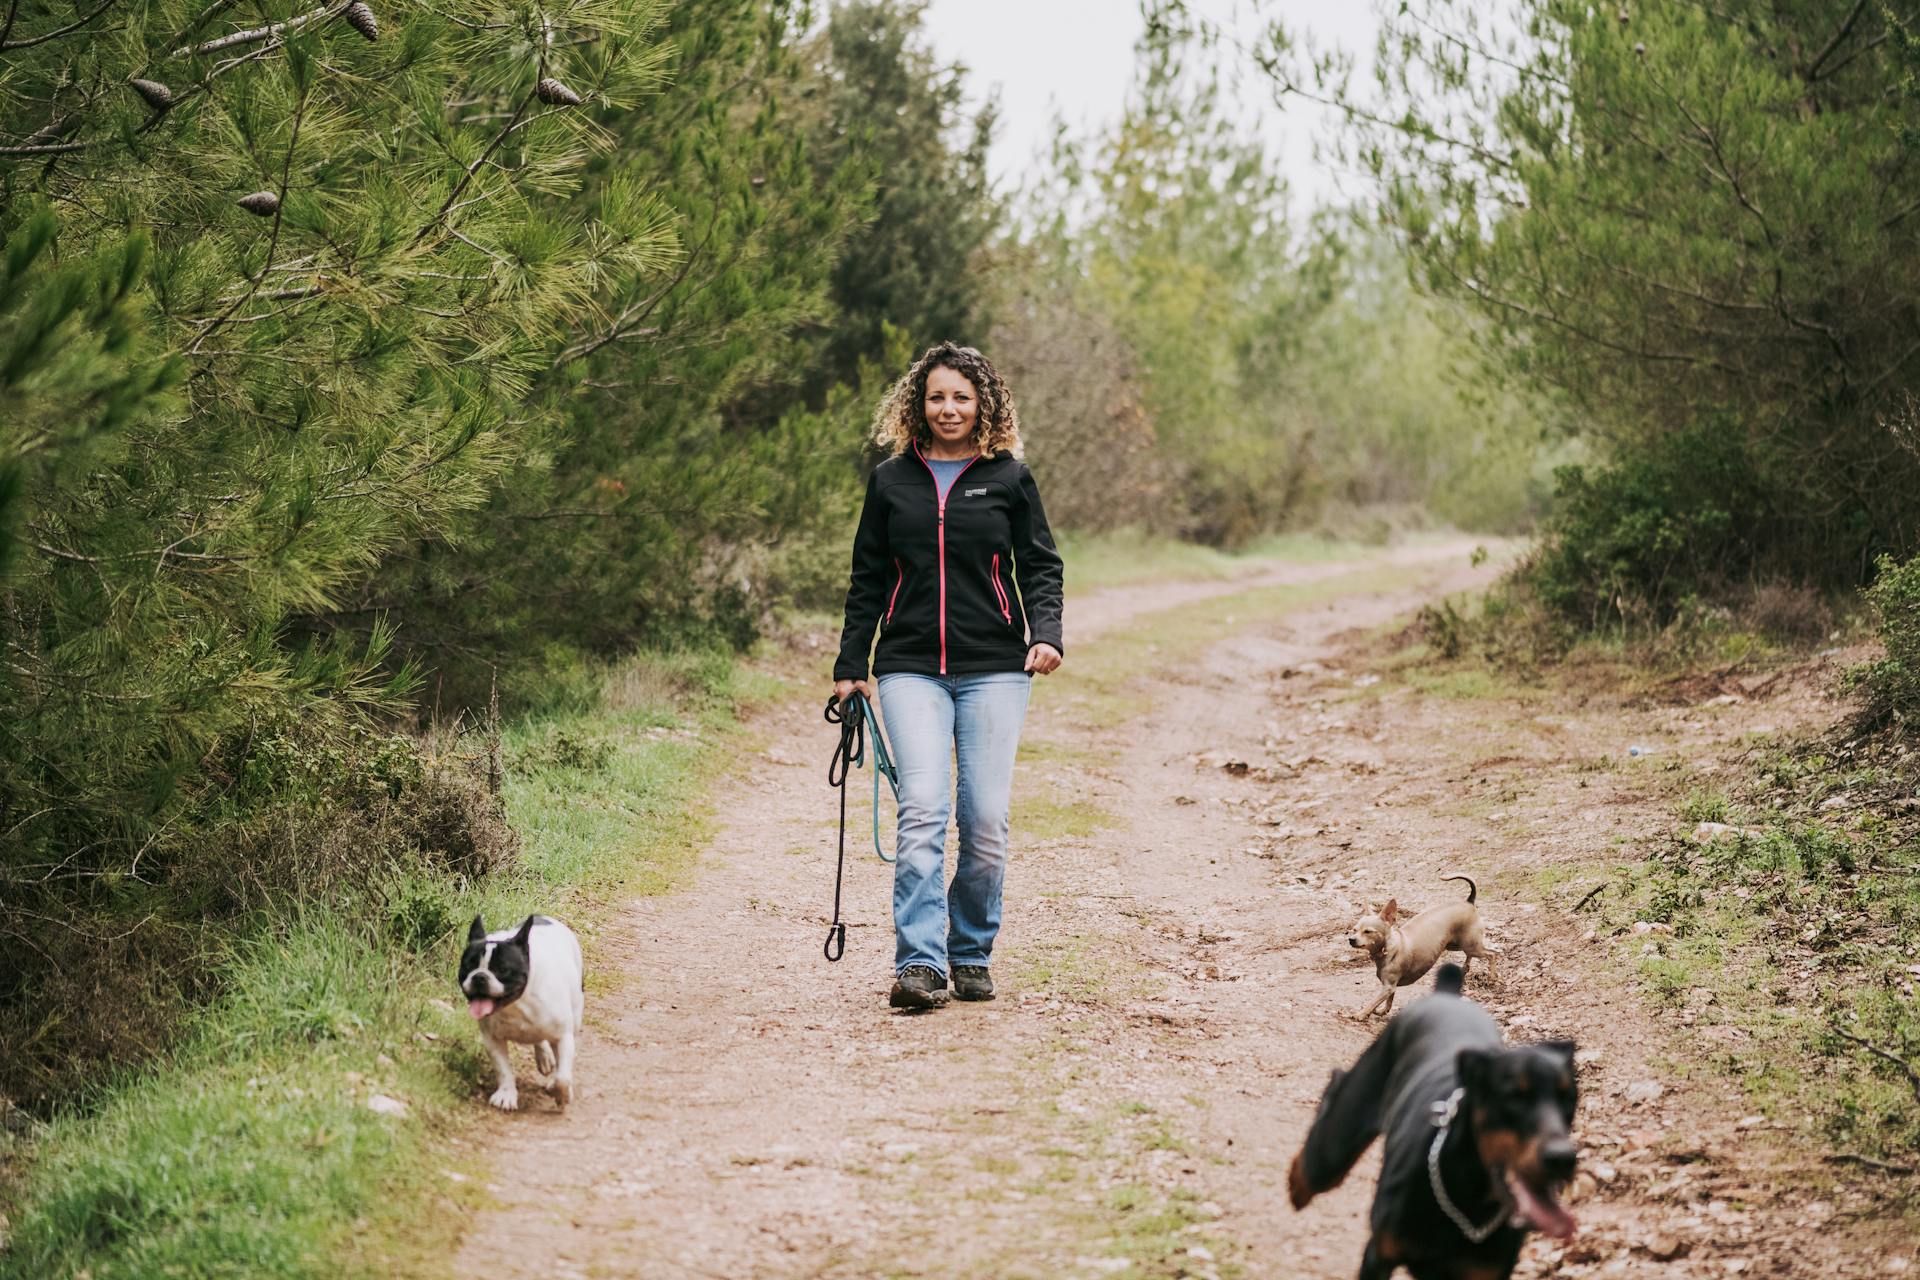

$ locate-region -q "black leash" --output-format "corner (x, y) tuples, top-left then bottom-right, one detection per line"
(822, 691), (867, 962)
(821, 689), (900, 962)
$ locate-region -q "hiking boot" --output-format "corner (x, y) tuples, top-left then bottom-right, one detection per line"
(889, 965), (949, 1010)
(952, 965), (995, 1002)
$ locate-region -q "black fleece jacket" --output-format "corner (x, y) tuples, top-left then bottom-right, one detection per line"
(835, 447), (1065, 681)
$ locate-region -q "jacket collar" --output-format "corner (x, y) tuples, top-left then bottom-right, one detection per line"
(911, 442), (1003, 465)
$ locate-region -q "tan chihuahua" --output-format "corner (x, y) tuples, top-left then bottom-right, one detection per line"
(1348, 874), (1499, 1020)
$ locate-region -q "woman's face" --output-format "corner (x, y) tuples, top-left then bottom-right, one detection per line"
(923, 364), (980, 453)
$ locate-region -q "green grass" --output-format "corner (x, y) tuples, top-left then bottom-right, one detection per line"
(1566, 742), (1920, 1166)
(1398, 664), (1535, 703)
(0, 648), (766, 1280)
(1012, 934), (1131, 1004)
(1013, 789), (1118, 842)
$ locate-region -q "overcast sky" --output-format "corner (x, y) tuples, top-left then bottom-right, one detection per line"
(917, 0), (1384, 211)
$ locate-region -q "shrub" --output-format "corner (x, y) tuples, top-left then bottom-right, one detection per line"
(0, 718), (512, 1106)
(1848, 554), (1920, 733)
(1528, 422), (1773, 629)
(512, 729), (617, 776)
(1736, 582), (1834, 644)
(1414, 597), (1468, 660)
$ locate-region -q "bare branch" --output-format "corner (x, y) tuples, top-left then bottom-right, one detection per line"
(172, 1), (340, 58)
(1832, 1024), (1920, 1107)
(0, 140), (91, 155)
(1804, 0), (1869, 80)
(0, 0), (117, 50)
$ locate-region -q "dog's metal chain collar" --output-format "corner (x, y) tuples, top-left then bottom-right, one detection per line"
(1428, 1088), (1510, 1245)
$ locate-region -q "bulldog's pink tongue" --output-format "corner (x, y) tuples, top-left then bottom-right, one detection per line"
(468, 997), (496, 1019)
(1509, 1175), (1577, 1240)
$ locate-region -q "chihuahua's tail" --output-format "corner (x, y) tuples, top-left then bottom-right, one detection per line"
(1443, 873), (1477, 904)
(1433, 962), (1466, 996)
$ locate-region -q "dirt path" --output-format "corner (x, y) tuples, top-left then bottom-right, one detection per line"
(445, 543), (1907, 1280)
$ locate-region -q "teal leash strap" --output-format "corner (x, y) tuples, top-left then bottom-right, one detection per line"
(865, 695), (898, 864)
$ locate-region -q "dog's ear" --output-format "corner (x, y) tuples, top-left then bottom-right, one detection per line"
(467, 916), (487, 945)
(1381, 898), (1399, 923)
(1456, 1047), (1496, 1096)
(511, 914), (537, 949)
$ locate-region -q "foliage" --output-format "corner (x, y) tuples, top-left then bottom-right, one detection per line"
(0, 0), (687, 1123)
(1291, 237), (1563, 535)
(0, 698), (513, 1106)
(981, 244), (1172, 534)
(1, 0), (677, 983)
(1055, 36), (1331, 547)
(1007, 29), (1553, 546)
(1848, 554), (1920, 732)
(1527, 421), (1778, 627)
(344, 0), (879, 698)
(1250, 0), (1920, 612)
(799, 0), (999, 391)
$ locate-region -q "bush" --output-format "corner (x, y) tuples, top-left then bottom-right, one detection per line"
(512, 728), (617, 775)
(1528, 421), (1774, 629)
(1848, 554), (1920, 733)
(1736, 582), (1834, 644)
(0, 717), (513, 1106)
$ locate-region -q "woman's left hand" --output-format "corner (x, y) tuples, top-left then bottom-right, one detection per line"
(1024, 643), (1063, 675)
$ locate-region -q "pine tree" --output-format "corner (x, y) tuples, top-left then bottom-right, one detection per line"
(1, 0), (675, 917)
(798, 0), (999, 390)
(339, 0), (876, 689)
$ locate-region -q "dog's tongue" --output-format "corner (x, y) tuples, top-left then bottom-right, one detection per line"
(1508, 1174), (1577, 1240)
(468, 997), (496, 1019)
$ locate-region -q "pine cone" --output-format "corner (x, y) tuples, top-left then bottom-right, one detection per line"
(342, 2), (378, 41)
(238, 190), (281, 217)
(130, 78), (176, 111)
(535, 77), (582, 107)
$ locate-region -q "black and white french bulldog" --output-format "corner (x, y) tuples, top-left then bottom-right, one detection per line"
(457, 914), (585, 1111)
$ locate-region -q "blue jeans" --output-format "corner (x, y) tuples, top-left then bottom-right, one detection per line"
(875, 672), (1031, 977)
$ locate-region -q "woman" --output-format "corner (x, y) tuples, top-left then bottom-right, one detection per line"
(833, 341), (1065, 1011)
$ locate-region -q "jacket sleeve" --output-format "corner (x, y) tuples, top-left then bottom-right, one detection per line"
(834, 469), (891, 682)
(1011, 463), (1065, 654)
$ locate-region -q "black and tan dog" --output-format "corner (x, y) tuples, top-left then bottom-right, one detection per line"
(1288, 964), (1579, 1280)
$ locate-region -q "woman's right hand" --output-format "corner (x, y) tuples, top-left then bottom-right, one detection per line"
(834, 678), (875, 708)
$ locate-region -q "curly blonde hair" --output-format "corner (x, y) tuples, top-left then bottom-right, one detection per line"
(871, 341), (1023, 458)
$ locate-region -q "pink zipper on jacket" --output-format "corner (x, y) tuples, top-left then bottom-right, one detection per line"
(990, 553), (1012, 624)
(913, 445), (981, 674)
(886, 558), (904, 624)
